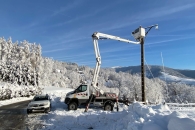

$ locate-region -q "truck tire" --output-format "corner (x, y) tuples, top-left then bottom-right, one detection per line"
(68, 102), (78, 110)
(27, 109), (32, 114)
(104, 103), (113, 111)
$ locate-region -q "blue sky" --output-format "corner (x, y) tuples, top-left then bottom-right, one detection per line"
(0, 0), (195, 70)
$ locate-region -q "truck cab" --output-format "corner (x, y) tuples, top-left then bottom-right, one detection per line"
(65, 84), (118, 111)
(65, 84), (90, 110)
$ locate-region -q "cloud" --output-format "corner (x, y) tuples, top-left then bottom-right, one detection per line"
(50, 4), (114, 28)
(146, 36), (195, 46)
(55, 51), (94, 60)
(148, 34), (194, 37)
(42, 36), (89, 49)
(42, 42), (85, 53)
(166, 22), (195, 33)
(22, 1), (82, 30)
(101, 3), (195, 32)
(147, 3), (195, 19)
(50, 1), (82, 17)
(42, 48), (70, 53)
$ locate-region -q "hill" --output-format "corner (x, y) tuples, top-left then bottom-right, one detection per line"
(115, 65), (195, 79)
(115, 65), (195, 85)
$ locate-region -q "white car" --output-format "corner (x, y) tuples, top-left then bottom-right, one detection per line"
(27, 94), (51, 114)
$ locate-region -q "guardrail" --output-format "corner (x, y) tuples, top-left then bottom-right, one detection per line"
(166, 103), (195, 107)
(166, 103), (195, 111)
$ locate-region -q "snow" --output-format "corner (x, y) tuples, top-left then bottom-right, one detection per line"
(1, 86), (195, 130)
(31, 87), (195, 130)
(168, 116), (195, 130)
(0, 85), (73, 107)
(0, 95), (33, 107)
(0, 82), (42, 106)
(42, 86), (73, 95)
(0, 82), (34, 106)
(160, 72), (195, 85)
(111, 66), (121, 69)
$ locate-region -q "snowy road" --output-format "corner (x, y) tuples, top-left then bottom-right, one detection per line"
(0, 100), (30, 130)
(0, 100), (49, 130)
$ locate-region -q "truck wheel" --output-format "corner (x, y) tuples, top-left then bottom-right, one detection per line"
(68, 102), (78, 110)
(104, 103), (113, 111)
(27, 109), (31, 114)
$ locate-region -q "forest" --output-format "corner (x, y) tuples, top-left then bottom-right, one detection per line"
(0, 37), (195, 103)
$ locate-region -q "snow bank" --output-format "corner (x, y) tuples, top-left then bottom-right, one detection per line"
(0, 85), (72, 107)
(38, 90), (195, 130)
(0, 95), (33, 107)
(168, 116), (195, 130)
(127, 103), (195, 130)
(0, 82), (40, 106)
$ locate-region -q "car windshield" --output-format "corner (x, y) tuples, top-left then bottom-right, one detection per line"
(34, 96), (48, 101)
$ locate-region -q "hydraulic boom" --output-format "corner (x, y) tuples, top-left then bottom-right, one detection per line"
(91, 32), (140, 94)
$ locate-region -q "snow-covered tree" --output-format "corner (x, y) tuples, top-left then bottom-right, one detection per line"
(1, 36), (195, 103)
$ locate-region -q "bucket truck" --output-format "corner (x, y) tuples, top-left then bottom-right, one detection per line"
(65, 28), (145, 112)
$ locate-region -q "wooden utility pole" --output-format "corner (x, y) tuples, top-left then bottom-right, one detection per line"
(132, 24), (158, 103)
(0, 42), (2, 60)
(140, 38), (146, 103)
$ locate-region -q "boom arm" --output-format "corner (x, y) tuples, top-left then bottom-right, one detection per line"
(91, 32), (140, 94)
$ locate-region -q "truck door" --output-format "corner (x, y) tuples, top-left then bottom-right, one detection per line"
(74, 85), (89, 100)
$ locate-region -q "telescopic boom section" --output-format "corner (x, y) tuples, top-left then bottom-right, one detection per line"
(91, 32), (140, 93)
(91, 38), (101, 93)
(93, 32), (140, 44)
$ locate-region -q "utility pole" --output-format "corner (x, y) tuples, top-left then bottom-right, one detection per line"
(0, 40), (2, 60)
(132, 24), (158, 103)
(140, 38), (146, 103)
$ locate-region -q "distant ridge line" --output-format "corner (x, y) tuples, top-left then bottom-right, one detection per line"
(114, 65), (195, 80)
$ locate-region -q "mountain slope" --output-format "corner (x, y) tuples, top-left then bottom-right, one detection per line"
(115, 65), (195, 80)
(175, 69), (195, 79)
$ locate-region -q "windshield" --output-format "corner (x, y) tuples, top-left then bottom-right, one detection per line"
(34, 96), (49, 101)
(75, 85), (87, 93)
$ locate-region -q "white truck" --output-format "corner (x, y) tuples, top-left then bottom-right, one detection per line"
(65, 28), (145, 112)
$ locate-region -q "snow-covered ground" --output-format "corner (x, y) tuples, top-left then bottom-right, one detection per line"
(0, 95), (34, 107)
(0, 82), (41, 106)
(39, 101), (195, 130)
(31, 86), (195, 130)
(160, 72), (195, 85)
(1, 86), (195, 130)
